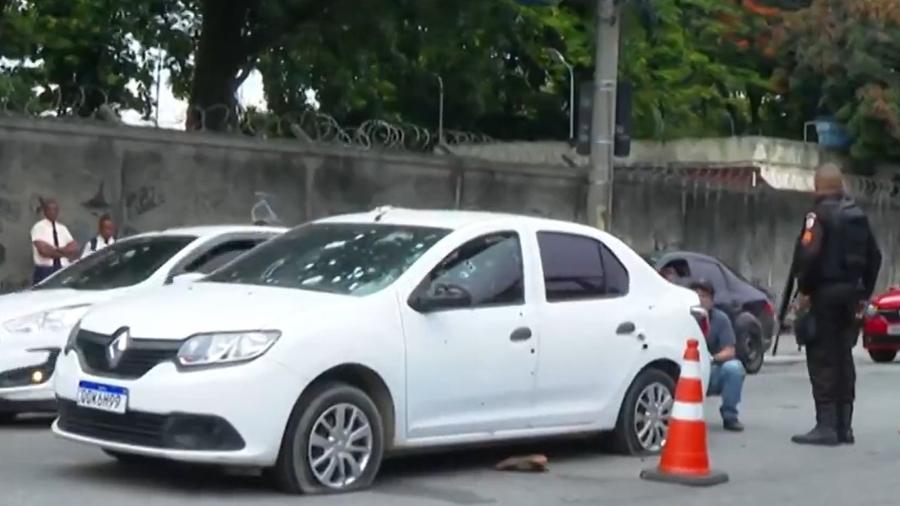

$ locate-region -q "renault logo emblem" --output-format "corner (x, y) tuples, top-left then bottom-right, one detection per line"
(107, 327), (130, 368)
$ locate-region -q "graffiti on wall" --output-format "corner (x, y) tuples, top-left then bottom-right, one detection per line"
(251, 191), (282, 225)
(125, 185), (165, 217)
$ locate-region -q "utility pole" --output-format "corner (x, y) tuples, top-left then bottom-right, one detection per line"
(587, 0), (621, 231)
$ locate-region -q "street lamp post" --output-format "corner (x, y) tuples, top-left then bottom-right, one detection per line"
(436, 74), (445, 144)
(547, 48), (575, 141)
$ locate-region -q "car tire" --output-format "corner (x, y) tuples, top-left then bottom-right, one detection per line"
(609, 368), (676, 456)
(0, 413), (16, 424)
(869, 349), (897, 363)
(273, 382), (385, 495)
(735, 312), (765, 374)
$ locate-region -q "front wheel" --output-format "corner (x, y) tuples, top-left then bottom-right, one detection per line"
(610, 368), (676, 455)
(869, 349), (897, 363)
(273, 382), (384, 495)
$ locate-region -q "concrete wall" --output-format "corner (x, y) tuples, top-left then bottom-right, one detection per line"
(0, 117), (897, 295)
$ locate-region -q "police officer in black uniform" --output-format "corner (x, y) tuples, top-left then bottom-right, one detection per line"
(788, 163), (882, 446)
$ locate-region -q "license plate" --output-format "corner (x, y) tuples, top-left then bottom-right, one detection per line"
(889, 325), (900, 336)
(77, 381), (128, 414)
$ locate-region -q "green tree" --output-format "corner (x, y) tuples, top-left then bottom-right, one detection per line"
(773, 0), (900, 167)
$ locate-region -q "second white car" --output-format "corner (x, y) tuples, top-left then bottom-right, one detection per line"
(0, 225), (284, 420)
(53, 209), (710, 493)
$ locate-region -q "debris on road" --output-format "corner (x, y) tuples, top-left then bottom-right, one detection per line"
(495, 454), (549, 473)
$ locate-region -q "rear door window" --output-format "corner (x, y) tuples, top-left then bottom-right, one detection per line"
(537, 232), (630, 302)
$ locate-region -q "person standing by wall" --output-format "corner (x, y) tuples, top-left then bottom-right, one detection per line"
(30, 198), (79, 285)
(788, 163), (882, 446)
(81, 214), (117, 259)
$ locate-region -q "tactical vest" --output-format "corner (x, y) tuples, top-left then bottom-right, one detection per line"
(820, 196), (870, 288)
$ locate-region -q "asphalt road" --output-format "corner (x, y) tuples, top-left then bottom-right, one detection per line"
(3, 361), (899, 506)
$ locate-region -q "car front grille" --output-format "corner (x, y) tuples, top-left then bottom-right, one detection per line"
(57, 400), (167, 447)
(56, 400), (245, 450)
(878, 309), (900, 323)
(75, 329), (182, 379)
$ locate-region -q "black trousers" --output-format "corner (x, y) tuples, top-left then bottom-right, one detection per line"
(806, 285), (859, 405)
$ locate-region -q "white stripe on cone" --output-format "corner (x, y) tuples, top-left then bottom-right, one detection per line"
(671, 401), (704, 421)
(680, 360), (702, 380)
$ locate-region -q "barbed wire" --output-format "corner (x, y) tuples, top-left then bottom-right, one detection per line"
(616, 164), (900, 207)
(3, 85), (899, 204)
(0, 85), (495, 151)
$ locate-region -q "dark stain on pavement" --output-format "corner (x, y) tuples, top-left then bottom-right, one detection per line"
(375, 483), (495, 505)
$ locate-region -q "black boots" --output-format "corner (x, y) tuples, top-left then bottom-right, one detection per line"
(791, 403), (840, 446)
(837, 403), (855, 444)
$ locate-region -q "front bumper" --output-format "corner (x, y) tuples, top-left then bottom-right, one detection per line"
(862, 333), (900, 351)
(0, 347), (60, 413)
(53, 350), (305, 466)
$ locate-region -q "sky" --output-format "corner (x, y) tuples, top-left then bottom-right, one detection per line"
(120, 68), (269, 130)
(1, 54), (271, 131)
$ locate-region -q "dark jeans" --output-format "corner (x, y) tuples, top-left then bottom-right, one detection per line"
(807, 285), (859, 404)
(32, 265), (60, 285)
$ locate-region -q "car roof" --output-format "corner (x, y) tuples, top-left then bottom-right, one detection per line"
(130, 224), (288, 239)
(316, 207), (598, 235)
(655, 251), (719, 264)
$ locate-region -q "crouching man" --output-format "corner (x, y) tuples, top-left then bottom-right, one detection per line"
(691, 279), (746, 432)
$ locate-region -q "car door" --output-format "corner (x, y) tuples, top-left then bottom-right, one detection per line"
(401, 229), (539, 439)
(532, 231), (644, 428)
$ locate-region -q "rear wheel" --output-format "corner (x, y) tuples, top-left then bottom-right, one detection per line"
(610, 368), (676, 455)
(273, 382), (384, 495)
(869, 349), (897, 363)
(735, 312), (765, 374)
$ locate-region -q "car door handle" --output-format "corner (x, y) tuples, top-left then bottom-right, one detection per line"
(510, 327), (533, 342)
(616, 321), (636, 335)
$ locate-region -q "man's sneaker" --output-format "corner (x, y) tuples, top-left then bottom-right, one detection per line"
(723, 419), (745, 432)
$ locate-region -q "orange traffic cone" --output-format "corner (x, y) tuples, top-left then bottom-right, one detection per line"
(640, 339), (729, 487)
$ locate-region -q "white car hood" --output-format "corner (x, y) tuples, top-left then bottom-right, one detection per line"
(80, 282), (353, 339)
(0, 288), (125, 321)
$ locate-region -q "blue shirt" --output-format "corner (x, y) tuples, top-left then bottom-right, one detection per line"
(707, 308), (736, 355)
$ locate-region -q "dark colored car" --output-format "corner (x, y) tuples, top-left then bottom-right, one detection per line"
(647, 251), (776, 374)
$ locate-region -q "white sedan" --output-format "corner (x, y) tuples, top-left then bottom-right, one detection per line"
(0, 225), (284, 420)
(53, 209), (710, 493)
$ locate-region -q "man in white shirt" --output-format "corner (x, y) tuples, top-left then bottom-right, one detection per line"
(31, 198), (79, 285)
(81, 214), (117, 258)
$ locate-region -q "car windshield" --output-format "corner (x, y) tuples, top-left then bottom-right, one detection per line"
(35, 235), (196, 291)
(205, 223), (450, 295)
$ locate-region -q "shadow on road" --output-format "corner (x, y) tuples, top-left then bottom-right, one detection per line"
(47, 435), (621, 495)
(0, 414), (55, 430)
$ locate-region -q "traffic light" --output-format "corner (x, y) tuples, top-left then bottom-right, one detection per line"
(575, 80), (633, 158)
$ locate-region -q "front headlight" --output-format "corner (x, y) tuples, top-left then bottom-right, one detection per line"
(864, 303), (878, 318)
(177, 330), (281, 367)
(3, 305), (92, 334)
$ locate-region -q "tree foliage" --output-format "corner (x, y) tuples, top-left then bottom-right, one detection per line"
(772, 0), (900, 166)
(1, 0), (899, 166)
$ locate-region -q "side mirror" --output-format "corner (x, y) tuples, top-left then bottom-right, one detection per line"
(171, 272), (205, 286)
(409, 283), (472, 313)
